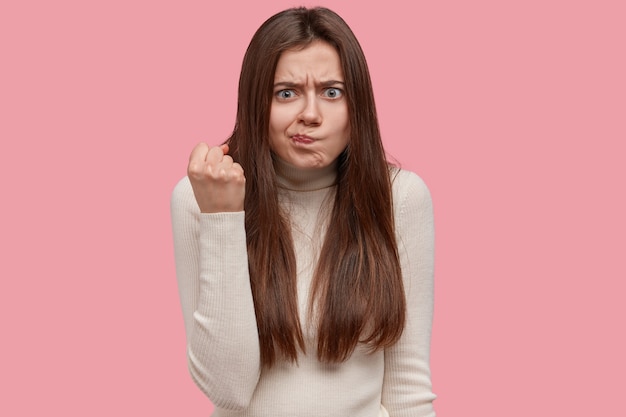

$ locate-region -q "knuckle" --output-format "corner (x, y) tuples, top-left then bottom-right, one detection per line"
(218, 169), (229, 181)
(187, 162), (201, 176)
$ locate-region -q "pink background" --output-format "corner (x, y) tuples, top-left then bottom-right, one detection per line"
(1, 0), (624, 415)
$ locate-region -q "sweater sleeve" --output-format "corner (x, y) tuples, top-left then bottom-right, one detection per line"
(170, 176), (261, 410)
(382, 170), (437, 417)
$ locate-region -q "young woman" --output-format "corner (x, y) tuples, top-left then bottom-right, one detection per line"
(171, 7), (436, 417)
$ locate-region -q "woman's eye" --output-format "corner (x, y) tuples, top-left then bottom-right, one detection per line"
(323, 88), (343, 99)
(276, 89), (295, 99)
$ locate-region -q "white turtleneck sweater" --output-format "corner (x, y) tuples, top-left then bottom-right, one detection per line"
(170, 159), (436, 417)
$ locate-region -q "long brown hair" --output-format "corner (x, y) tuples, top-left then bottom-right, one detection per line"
(227, 7), (405, 366)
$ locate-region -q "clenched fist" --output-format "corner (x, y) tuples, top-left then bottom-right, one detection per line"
(187, 143), (246, 213)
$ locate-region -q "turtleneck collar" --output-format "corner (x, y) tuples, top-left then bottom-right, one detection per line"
(273, 155), (338, 191)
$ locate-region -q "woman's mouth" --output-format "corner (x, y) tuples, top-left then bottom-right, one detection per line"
(291, 134), (314, 144)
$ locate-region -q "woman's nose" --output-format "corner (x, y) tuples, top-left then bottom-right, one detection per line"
(298, 96), (322, 125)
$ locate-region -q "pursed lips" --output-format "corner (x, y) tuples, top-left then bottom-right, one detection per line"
(290, 134), (316, 144)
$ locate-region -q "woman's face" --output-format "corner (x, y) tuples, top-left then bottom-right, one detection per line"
(269, 41), (350, 170)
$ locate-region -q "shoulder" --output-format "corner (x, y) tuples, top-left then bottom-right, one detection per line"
(170, 176), (199, 215)
(389, 167), (432, 215)
(172, 175), (192, 196)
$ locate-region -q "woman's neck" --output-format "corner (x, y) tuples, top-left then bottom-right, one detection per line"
(273, 156), (338, 191)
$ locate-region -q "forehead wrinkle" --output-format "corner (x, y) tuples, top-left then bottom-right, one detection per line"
(274, 72), (344, 87)
(273, 44), (344, 86)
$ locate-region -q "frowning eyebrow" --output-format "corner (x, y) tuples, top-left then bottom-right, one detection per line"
(273, 80), (345, 88)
